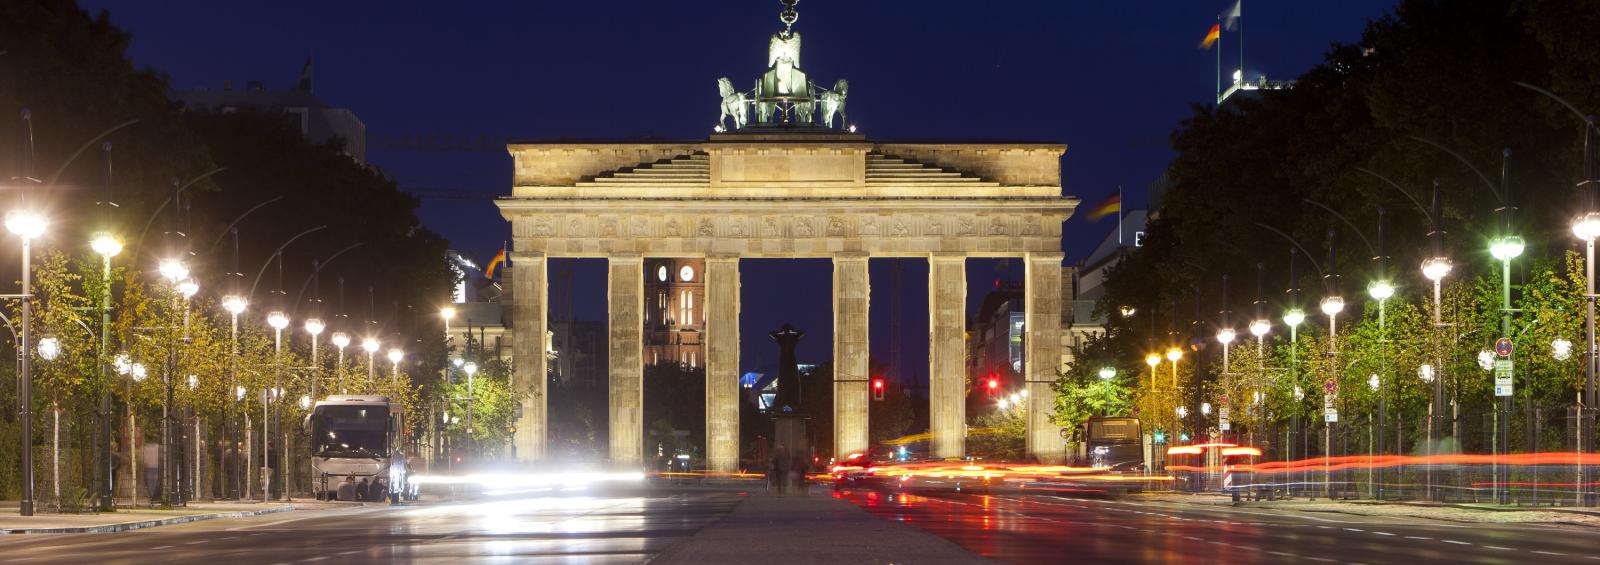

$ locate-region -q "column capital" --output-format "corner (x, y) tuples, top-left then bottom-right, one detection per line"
(609, 254), (644, 263)
(1025, 251), (1066, 263)
(706, 254), (742, 264)
(834, 251), (870, 261)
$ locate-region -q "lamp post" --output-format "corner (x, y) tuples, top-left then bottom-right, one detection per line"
(266, 311), (288, 500)
(156, 258), (189, 506)
(331, 332), (350, 394)
(1572, 213), (1600, 505)
(1490, 236), (1524, 504)
(463, 361), (478, 460)
(363, 337), (381, 390)
(1166, 347), (1183, 438)
(221, 295), (246, 499)
(37, 337), (60, 503)
(388, 348), (405, 386)
(90, 233), (121, 510)
(7, 210), (46, 515)
(1283, 308), (1306, 490)
(1367, 280), (1394, 500)
(304, 318), (325, 402)
(177, 278), (199, 502)
(1320, 296), (1345, 499)
(1421, 255), (1452, 501)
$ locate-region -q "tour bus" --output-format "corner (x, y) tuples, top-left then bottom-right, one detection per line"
(307, 395), (408, 501)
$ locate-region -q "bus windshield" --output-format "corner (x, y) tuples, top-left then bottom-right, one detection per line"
(311, 404), (389, 458)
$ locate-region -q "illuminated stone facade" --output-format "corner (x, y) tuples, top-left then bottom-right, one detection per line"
(497, 132), (1077, 469)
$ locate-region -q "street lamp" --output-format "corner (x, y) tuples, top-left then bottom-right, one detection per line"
(157, 258), (188, 284)
(387, 348), (404, 385)
(1420, 255), (1451, 501)
(362, 337), (381, 384)
(463, 361), (478, 455)
(37, 336), (60, 361)
(220, 294), (246, 500)
(305, 318), (325, 401)
(176, 279), (199, 300)
(90, 233), (121, 509)
(1418, 364), (1435, 383)
(330, 332), (350, 394)
(1216, 327), (1237, 374)
(1554, 339), (1574, 361)
(7, 209), (46, 516)
(1165, 347), (1182, 389)
(1283, 308), (1306, 474)
(1098, 366), (1116, 380)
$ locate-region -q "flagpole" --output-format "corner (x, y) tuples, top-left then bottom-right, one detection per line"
(1117, 186), (1124, 245)
(1215, 17), (1222, 103)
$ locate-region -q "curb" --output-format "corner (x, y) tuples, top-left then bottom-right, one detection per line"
(1141, 494), (1600, 523)
(0, 504), (297, 534)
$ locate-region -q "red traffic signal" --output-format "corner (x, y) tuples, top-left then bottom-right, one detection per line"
(871, 378), (885, 401)
(986, 376), (1000, 397)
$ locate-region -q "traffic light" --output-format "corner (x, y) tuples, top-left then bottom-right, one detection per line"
(872, 377), (885, 401)
(1152, 431), (1167, 445)
(986, 375), (1000, 398)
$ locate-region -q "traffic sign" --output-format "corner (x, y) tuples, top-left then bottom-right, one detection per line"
(1324, 379), (1336, 394)
(1495, 337), (1514, 358)
(1324, 407), (1338, 423)
(1494, 358), (1514, 397)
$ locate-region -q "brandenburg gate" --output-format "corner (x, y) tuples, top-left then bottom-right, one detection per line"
(495, 1), (1077, 470)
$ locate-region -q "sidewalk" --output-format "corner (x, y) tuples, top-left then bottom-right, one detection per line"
(0, 500), (361, 534)
(1139, 492), (1600, 527)
(650, 488), (993, 565)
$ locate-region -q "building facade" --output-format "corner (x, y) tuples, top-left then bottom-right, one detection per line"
(644, 258), (705, 368)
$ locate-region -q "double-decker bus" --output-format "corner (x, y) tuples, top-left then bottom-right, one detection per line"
(307, 395), (408, 500)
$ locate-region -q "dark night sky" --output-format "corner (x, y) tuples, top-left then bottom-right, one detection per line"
(79, 0), (1393, 383)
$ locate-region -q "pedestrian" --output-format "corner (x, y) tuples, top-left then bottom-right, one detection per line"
(371, 478), (387, 502)
(789, 451), (809, 496)
(356, 478), (370, 501)
(337, 476), (357, 501)
(771, 447), (789, 496)
(142, 441), (161, 503)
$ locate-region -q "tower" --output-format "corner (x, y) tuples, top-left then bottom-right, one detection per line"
(644, 258), (705, 368)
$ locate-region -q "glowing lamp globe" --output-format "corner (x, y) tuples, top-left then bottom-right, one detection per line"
(1320, 296), (1345, 316)
(1216, 328), (1237, 345)
(90, 233), (123, 258)
(1145, 353), (1162, 368)
(266, 311), (290, 331)
(157, 258), (189, 283)
(1282, 309), (1306, 328)
(1248, 319), (1271, 338)
(1368, 281), (1395, 301)
(1421, 257), (1453, 282)
(177, 279), (199, 299)
(387, 348), (404, 364)
(4, 210), (47, 240)
(1165, 347), (1183, 362)
(362, 337), (381, 353)
(1097, 366), (1116, 380)
(304, 318), (325, 336)
(1573, 213), (1600, 242)
(1489, 236), (1525, 261)
(36, 336), (60, 361)
(221, 295), (248, 315)
(331, 332), (351, 349)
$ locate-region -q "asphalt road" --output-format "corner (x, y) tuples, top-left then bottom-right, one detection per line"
(0, 490), (741, 564)
(837, 489), (1600, 564)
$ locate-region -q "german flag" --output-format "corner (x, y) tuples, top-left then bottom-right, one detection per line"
(1085, 192), (1121, 222)
(1199, 23), (1221, 49)
(483, 245), (507, 280)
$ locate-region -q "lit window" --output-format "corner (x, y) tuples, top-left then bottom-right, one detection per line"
(690, 352), (697, 369)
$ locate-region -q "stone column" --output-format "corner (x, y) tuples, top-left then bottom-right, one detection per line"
(1024, 252), (1066, 464)
(704, 256), (741, 472)
(928, 253), (967, 459)
(608, 255), (645, 469)
(510, 253), (548, 462)
(833, 253), (870, 458)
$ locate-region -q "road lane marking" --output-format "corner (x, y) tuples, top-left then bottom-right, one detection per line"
(1441, 540), (1470, 545)
(1184, 536), (1204, 542)
(184, 540), (205, 545)
(1343, 528), (1364, 532)
(1404, 536), (1432, 540)
(1482, 546), (1514, 551)
(304, 557), (328, 562)
(1371, 531), (1395, 536)
(1266, 551), (1295, 557)
(150, 545), (173, 550)
(1305, 558), (1336, 563)
(1532, 551), (1567, 556)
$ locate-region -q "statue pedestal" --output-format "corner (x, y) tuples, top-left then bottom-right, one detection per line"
(773, 413), (809, 494)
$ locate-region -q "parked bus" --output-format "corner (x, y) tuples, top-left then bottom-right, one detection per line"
(307, 395), (408, 501)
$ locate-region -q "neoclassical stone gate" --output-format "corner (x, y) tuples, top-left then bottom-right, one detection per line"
(495, 131), (1077, 470)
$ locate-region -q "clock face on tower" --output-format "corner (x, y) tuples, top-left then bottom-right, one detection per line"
(680, 265), (695, 282)
(657, 266), (668, 282)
